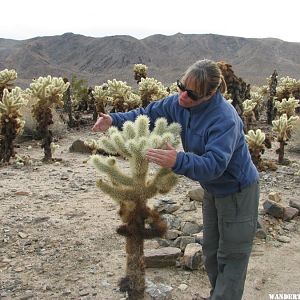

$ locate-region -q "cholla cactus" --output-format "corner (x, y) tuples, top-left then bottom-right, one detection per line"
(272, 114), (299, 163)
(168, 82), (178, 95)
(249, 91), (264, 120)
(245, 129), (266, 170)
(92, 84), (111, 114)
(276, 76), (300, 101)
(133, 64), (148, 84)
(242, 99), (256, 132)
(274, 97), (300, 118)
(139, 77), (168, 107)
(89, 115), (181, 299)
(27, 76), (69, 161)
(107, 79), (141, 112)
(84, 139), (99, 154)
(0, 69), (17, 99)
(0, 88), (26, 163)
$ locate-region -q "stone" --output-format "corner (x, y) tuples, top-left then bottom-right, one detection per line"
(283, 207), (299, 221)
(145, 279), (173, 300)
(179, 236), (196, 251)
(182, 243), (203, 270)
(263, 200), (284, 218)
(289, 199), (300, 212)
(187, 187), (204, 202)
(69, 139), (92, 154)
(181, 222), (202, 235)
(277, 235), (291, 243)
(268, 191), (282, 202)
(165, 229), (181, 240)
(144, 247), (182, 268)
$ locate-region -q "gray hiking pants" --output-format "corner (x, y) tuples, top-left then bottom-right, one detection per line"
(202, 181), (259, 300)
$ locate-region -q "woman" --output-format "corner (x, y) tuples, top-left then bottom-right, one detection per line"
(92, 59), (259, 300)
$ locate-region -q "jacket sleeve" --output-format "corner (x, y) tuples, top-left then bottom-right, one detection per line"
(110, 95), (176, 129)
(172, 118), (241, 182)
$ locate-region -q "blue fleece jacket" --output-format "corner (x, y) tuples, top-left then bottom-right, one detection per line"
(110, 92), (259, 197)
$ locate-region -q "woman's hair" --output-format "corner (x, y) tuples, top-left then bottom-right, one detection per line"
(182, 59), (227, 98)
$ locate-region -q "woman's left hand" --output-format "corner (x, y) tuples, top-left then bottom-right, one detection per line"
(145, 143), (177, 168)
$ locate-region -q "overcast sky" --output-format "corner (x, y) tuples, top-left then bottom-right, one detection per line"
(2, 0), (300, 43)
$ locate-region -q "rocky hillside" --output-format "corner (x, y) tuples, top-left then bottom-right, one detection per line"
(1, 32), (300, 88)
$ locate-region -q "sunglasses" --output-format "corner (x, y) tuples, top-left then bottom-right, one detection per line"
(176, 80), (199, 101)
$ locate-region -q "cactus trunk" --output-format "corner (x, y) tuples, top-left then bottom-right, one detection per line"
(278, 141), (285, 164)
(125, 232), (145, 299)
(119, 203), (146, 300)
(41, 126), (53, 161)
(0, 119), (16, 162)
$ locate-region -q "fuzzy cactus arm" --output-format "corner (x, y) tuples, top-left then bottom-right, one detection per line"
(98, 136), (118, 155)
(90, 155), (134, 186)
(96, 179), (137, 203)
(146, 167), (178, 194)
(111, 133), (132, 158)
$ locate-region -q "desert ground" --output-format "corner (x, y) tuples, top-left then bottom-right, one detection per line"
(0, 117), (299, 300)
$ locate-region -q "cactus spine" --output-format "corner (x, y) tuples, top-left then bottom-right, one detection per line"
(90, 116), (181, 299)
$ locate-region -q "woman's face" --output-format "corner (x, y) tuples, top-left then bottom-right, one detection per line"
(177, 78), (211, 108)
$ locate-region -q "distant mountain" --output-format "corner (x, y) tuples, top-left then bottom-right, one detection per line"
(1, 32), (299, 88)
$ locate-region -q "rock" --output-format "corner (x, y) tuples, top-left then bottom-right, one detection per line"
(165, 229), (181, 240)
(289, 199), (300, 213)
(256, 217), (268, 239)
(193, 231), (204, 245)
(69, 139), (92, 154)
(177, 283), (189, 291)
(183, 201), (197, 211)
(182, 243), (203, 270)
(18, 232), (28, 239)
(161, 214), (181, 230)
(283, 207), (299, 221)
(187, 187), (204, 202)
(144, 247), (182, 268)
(145, 279), (173, 300)
(181, 222), (202, 235)
(154, 198), (181, 214)
(256, 228), (267, 239)
(263, 200), (284, 218)
(268, 191), (282, 202)
(179, 236), (196, 251)
(277, 235), (291, 243)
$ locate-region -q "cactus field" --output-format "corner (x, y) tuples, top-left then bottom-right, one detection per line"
(0, 65), (300, 299)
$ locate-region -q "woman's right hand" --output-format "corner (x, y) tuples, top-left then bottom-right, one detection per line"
(92, 113), (112, 132)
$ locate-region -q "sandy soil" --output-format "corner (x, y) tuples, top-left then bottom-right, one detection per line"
(0, 122), (299, 300)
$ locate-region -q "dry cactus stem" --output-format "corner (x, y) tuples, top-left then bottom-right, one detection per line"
(28, 76), (69, 161)
(272, 114), (299, 164)
(267, 70), (278, 124)
(0, 88), (26, 163)
(138, 77), (168, 107)
(133, 64), (148, 84)
(90, 115), (181, 299)
(217, 61), (251, 115)
(0, 69), (17, 100)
